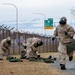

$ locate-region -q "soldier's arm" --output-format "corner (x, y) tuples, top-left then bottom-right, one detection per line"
(68, 27), (75, 38)
(6, 48), (10, 54)
(53, 27), (58, 37)
(1, 46), (7, 51)
(29, 41), (37, 48)
(1, 42), (7, 51)
(30, 41), (38, 51)
(31, 46), (37, 51)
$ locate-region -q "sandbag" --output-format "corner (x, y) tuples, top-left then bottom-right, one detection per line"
(29, 55), (57, 63)
(6, 57), (23, 62)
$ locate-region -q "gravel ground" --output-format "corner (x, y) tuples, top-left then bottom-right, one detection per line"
(0, 53), (75, 75)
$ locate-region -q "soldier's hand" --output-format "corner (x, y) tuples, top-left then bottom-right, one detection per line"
(52, 37), (55, 41)
(23, 46), (27, 49)
(64, 31), (68, 35)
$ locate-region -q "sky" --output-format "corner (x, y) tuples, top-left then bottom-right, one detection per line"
(0, 0), (75, 35)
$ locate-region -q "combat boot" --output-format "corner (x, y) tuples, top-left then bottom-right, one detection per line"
(60, 64), (66, 70)
(0, 57), (3, 60)
(69, 56), (73, 61)
(0, 58), (3, 60)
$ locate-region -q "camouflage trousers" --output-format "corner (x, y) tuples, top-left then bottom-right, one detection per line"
(0, 48), (10, 59)
(58, 42), (74, 65)
(26, 48), (39, 58)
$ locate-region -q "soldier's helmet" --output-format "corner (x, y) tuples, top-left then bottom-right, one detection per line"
(59, 17), (67, 25)
(6, 37), (11, 41)
(6, 37), (11, 45)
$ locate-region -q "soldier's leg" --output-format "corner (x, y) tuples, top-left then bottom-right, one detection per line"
(26, 48), (32, 59)
(36, 51), (40, 58)
(58, 42), (67, 70)
(32, 51), (37, 58)
(67, 51), (74, 61)
(20, 50), (26, 58)
(59, 52), (66, 65)
(5, 48), (10, 59)
(0, 50), (3, 60)
(32, 51), (41, 58)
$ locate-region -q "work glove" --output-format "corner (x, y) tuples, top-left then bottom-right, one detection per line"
(23, 46), (27, 49)
(52, 37), (55, 41)
(64, 31), (68, 35)
(37, 55), (40, 58)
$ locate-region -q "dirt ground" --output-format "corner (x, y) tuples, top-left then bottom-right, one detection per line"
(0, 52), (75, 75)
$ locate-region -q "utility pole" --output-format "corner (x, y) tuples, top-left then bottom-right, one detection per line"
(3, 3), (18, 31)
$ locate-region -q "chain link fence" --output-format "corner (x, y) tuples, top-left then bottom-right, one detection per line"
(0, 25), (58, 55)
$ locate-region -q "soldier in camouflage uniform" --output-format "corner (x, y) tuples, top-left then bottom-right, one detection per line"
(0, 37), (11, 60)
(52, 17), (75, 70)
(20, 41), (28, 58)
(23, 37), (43, 59)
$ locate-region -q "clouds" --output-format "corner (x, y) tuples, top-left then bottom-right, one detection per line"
(2, 18), (44, 29)
(0, 0), (75, 35)
(0, 0), (57, 8)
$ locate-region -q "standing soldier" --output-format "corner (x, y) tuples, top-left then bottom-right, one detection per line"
(0, 37), (11, 60)
(52, 17), (75, 70)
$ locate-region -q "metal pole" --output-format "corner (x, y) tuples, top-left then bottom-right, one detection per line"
(3, 3), (18, 31)
(32, 13), (46, 35)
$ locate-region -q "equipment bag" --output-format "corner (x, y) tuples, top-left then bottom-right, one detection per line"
(66, 40), (75, 54)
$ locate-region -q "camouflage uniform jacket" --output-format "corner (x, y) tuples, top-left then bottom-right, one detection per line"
(27, 37), (41, 51)
(53, 24), (75, 44)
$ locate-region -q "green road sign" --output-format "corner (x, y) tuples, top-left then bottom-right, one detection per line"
(44, 18), (53, 29)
